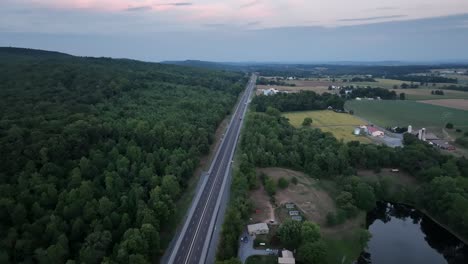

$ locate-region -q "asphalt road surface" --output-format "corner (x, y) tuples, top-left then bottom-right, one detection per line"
(166, 74), (256, 264)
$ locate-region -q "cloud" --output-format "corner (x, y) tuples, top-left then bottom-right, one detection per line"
(240, 0), (261, 9)
(125, 6), (152, 12)
(339, 15), (407, 22)
(157, 2), (193, 7)
(203, 23), (227, 28)
(246, 21), (261, 26)
(375, 7), (399, 11)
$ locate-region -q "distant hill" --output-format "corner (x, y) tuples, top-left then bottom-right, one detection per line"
(0, 47), (73, 60)
(162, 59), (248, 71)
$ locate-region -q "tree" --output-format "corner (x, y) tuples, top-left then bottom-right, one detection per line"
(162, 175), (180, 199)
(301, 221), (321, 243)
(297, 241), (327, 264)
(277, 177), (289, 189)
(264, 178), (277, 196)
(277, 220), (302, 249)
(302, 117), (313, 126)
(399, 93), (406, 100)
(445, 123), (454, 129)
(353, 182), (376, 211)
(79, 231), (113, 264)
(356, 229), (372, 249)
(215, 258), (242, 264)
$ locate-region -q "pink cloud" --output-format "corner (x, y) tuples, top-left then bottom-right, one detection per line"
(29, 0), (186, 12)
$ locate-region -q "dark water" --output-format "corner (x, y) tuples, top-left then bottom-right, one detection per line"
(358, 202), (468, 264)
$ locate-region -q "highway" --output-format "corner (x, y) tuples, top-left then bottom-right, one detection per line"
(166, 74), (256, 264)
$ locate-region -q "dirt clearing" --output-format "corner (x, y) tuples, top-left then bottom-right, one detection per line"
(418, 99), (468, 111)
(257, 167), (336, 226)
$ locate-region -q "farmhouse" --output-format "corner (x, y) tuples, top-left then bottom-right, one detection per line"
(367, 126), (384, 137)
(278, 250), (296, 264)
(263, 88), (279, 96)
(247, 223), (269, 235)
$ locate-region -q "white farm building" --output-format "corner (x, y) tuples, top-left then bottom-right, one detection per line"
(247, 223), (269, 235)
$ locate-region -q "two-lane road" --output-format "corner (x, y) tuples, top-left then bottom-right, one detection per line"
(166, 74), (256, 264)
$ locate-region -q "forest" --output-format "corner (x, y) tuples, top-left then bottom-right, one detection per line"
(0, 48), (246, 263)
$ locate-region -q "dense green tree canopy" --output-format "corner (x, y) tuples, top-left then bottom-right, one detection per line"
(0, 48), (246, 263)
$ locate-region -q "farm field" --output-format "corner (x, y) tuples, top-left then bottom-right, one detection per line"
(403, 89), (468, 100)
(283, 110), (371, 143)
(354, 78), (453, 90)
(345, 100), (468, 132)
(418, 99), (468, 111)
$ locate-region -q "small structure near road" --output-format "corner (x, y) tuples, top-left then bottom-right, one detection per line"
(278, 250), (296, 264)
(285, 203), (295, 209)
(247, 223), (269, 236)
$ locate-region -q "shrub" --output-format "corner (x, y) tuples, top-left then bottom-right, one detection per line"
(278, 177), (289, 189)
(446, 123), (454, 129)
(291, 177), (298, 185)
(302, 117), (313, 126)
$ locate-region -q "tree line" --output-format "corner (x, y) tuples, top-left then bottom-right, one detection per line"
(343, 87), (397, 100)
(256, 77), (296, 87)
(0, 48), (246, 264)
(251, 91), (345, 112)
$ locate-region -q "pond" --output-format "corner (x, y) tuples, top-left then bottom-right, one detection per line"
(358, 202), (468, 264)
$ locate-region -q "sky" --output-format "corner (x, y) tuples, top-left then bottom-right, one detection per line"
(1, 0), (468, 62)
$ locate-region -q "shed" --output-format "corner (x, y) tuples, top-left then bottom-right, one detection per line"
(291, 216), (303, 221)
(289, 211), (299, 216)
(278, 250), (296, 264)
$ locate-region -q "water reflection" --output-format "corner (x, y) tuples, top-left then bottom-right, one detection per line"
(357, 202), (468, 264)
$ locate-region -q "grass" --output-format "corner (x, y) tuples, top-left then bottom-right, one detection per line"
(345, 100), (468, 130)
(245, 255), (277, 264)
(323, 234), (365, 264)
(350, 78), (468, 100)
(283, 110), (371, 143)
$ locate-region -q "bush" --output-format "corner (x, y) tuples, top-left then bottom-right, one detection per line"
(456, 129), (462, 133)
(264, 178), (277, 196)
(302, 117), (313, 126)
(446, 123), (454, 129)
(278, 177), (289, 189)
(326, 212), (337, 226)
(291, 177), (298, 185)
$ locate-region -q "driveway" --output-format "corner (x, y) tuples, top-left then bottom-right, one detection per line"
(238, 231), (271, 263)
